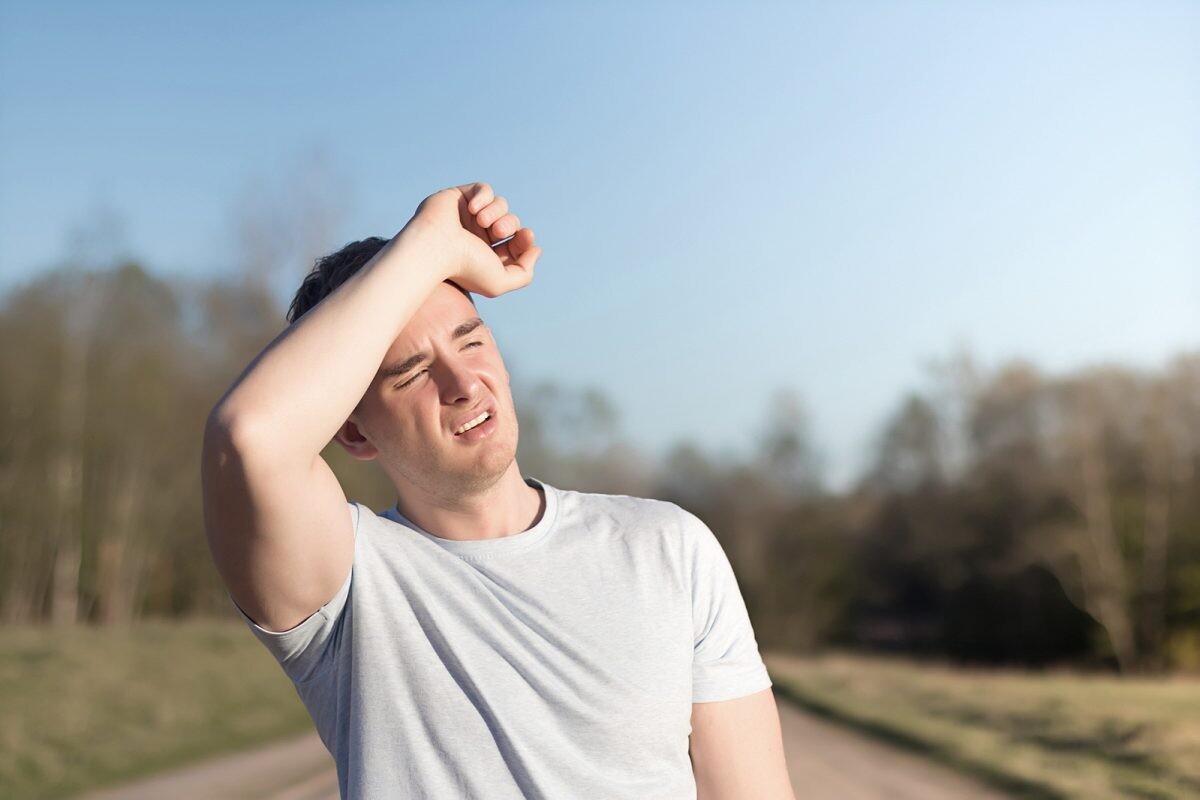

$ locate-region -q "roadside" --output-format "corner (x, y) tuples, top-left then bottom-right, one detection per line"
(776, 698), (1010, 800)
(77, 733), (334, 800)
(764, 651), (1200, 799)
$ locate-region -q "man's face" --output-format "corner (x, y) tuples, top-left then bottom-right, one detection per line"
(338, 282), (519, 497)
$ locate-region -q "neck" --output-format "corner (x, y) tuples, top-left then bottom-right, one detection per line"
(392, 461), (545, 542)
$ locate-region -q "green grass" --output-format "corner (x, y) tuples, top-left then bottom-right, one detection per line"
(763, 651), (1200, 800)
(0, 620), (314, 799)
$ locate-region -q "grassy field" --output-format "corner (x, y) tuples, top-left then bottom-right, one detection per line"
(764, 650), (1200, 800)
(0, 620), (313, 800)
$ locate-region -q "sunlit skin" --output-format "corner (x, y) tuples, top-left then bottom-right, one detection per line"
(331, 281), (543, 542)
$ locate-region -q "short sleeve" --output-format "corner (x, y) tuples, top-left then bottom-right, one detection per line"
(229, 501), (358, 685)
(681, 507), (773, 703)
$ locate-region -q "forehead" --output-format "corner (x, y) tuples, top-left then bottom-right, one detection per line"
(383, 282), (480, 359)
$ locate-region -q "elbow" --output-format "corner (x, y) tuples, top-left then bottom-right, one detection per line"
(203, 402), (268, 465)
(202, 407), (241, 487)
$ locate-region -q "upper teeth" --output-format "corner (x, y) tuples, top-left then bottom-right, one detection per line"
(455, 412), (490, 435)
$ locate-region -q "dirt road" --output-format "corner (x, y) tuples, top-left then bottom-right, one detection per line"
(774, 699), (1009, 799)
(80, 695), (1009, 800)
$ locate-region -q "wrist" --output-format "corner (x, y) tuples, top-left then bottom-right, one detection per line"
(384, 219), (456, 285)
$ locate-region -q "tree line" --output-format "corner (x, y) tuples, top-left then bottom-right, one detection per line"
(1, 261), (1196, 673)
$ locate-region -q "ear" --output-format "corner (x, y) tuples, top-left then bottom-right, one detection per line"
(333, 416), (379, 461)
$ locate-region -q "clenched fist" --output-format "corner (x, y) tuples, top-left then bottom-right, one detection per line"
(401, 182), (542, 299)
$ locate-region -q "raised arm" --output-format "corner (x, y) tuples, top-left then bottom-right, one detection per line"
(201, 182), (540, 632)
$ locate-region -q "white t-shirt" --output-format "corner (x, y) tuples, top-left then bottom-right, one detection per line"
(233, 476), (772, 799)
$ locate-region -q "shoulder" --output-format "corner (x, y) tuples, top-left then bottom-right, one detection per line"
(548, 482), (711, 550)
(553, 483), (680, 525)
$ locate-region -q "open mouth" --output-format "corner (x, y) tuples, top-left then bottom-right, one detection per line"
(453, 410), (492, 436)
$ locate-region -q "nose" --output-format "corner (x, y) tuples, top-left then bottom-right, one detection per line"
(436, 354), (482, 406)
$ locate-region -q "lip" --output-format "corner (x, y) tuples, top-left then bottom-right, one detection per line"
(450, 404), (496, 436)
(454, 411), (498, 443)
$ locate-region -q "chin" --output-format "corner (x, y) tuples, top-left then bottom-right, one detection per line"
(453, 435), (518, 490)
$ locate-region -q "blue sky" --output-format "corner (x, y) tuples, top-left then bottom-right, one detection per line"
(2, 1), (1197, 488)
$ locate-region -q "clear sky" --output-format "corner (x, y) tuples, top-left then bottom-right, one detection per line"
(2, 1), (1197, 488)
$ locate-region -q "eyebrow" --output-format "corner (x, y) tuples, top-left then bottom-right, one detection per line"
(377, 317), (485, 381)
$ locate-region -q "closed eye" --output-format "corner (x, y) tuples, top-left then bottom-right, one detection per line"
(395, 341), (484, 389)
(397, 371), (425, 389)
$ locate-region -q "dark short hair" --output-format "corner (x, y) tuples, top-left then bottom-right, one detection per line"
(287, 236), (474, 324)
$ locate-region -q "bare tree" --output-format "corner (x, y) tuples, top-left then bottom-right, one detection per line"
(229, 144), (352, 306)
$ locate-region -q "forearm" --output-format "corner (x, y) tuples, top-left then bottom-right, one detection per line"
(208, 226), (445, 459)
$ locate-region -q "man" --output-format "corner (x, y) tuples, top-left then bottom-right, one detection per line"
(201, 182), (795, 799)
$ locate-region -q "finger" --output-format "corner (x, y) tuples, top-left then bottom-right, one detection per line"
(460, 182), (493, 215)
(496, 226), (535, 257)
(477, 196), (508, 229)
(496, 227), (535, 263)
(511, 244), (541, 275)
(493, 244), (539, 293)
(490, 212), (520, 240)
